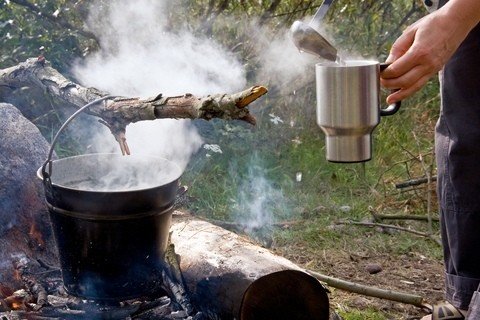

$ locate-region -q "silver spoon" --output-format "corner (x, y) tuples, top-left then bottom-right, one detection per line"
(290, 0), (337, 61)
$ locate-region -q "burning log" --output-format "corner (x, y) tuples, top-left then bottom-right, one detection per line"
(0, 57), (267, 154)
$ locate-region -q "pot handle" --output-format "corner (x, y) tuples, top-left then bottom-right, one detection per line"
(41, 95), (119, 189)
(379, 63), (401, 116)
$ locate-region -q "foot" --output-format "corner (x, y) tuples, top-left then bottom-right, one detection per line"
(421, 302), (467, 319)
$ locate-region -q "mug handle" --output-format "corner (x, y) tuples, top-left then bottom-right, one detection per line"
(379, 63), (401, 116)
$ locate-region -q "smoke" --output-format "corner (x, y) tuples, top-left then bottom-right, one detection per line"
(229, 153), (290, 244)
(73, 0), (247, 170)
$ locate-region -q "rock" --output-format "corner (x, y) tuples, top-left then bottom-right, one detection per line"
(365, 263), (383, 275)
(0, 103), (57, 284)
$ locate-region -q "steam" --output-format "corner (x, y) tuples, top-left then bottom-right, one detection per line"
(73, 0), (247, 171)
(71, 2), (305, 222)
(253, 21), (318, 92)
(55, 154), (181, 192)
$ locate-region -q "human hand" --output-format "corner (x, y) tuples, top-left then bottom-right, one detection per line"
(380, 9), (472, 104)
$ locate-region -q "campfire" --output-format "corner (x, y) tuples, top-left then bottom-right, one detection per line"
(1, 249), (199, 319)
(0, 209), (331, 320)
(0, 58), (333, 320)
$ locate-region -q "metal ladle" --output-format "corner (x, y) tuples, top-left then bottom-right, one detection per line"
(290, 0), (338, 62)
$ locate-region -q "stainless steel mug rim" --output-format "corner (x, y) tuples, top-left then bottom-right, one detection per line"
(315, 59), (379, 68)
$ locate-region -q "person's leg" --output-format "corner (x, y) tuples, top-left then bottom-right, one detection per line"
(466, 285), (480, 319)
(436, 22), (480, 312)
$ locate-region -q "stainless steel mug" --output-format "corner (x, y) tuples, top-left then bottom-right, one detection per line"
(315, 60), (401, 163)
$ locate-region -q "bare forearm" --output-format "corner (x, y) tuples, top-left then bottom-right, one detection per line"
(441, 0), (480, 32)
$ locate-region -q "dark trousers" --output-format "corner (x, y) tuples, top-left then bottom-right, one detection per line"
(436, 22), (480, 311)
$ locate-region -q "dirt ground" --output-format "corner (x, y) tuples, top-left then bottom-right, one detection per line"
(276, 246), (444, 319)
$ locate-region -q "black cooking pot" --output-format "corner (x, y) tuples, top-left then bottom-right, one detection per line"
(38, 97), (182, 300)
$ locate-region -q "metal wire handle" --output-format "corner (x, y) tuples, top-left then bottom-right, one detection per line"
(41, 95), (119, 188)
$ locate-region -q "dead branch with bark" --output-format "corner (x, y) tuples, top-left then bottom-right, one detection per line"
(0, 57), (268, 154)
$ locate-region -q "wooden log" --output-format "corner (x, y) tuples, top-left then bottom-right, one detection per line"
(169, 212), (328, 319)
(170, 212), (430, 319)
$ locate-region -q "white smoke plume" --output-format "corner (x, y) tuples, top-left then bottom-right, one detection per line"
(229, 153), (289, 236)
(73, 0), (247, 170)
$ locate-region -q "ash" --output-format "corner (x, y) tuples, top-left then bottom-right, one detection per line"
(0, 254), (209, 320)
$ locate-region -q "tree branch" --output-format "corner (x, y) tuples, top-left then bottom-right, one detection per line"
(306, 269), (430, 310)
(395, 176), (438, 189)
(335, 220), (442, 246)
(0, 57), (267, 154)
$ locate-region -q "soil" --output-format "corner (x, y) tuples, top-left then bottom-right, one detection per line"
(275, 244), (444, 319)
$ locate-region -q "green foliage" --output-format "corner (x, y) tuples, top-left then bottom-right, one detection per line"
(0, 0), (96, 72)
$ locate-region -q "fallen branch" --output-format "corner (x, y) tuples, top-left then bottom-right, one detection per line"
(306, 269), (430, 310)
(395, 176), (437, 189)
(335, 220), (442, 246)
(371, 213), (439, 222)
(170, 212), (433, 316)
(0, 57), (268, 154)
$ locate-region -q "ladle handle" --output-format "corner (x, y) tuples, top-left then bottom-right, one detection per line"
(379, 63), (401, 116)
(41, 95), (119, 187)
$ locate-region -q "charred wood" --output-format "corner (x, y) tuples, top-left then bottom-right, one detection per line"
(162, 244), (195, 316)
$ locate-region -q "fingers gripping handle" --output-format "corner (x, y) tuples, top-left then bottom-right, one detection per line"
(379, 63), (401, 116)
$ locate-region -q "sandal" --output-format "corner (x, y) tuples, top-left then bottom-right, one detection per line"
(431, 302), (465, 320)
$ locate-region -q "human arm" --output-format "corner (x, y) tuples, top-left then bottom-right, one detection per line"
(380, 0), (480, 104)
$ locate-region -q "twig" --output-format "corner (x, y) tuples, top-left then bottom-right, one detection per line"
(395, 176), (437, 189)
(412, 132), (435, 235)
(371, 213), (439, 222)
(306, 269), (430, 310)
(336, 220), (442, 245)
(208, 218), (300, 229)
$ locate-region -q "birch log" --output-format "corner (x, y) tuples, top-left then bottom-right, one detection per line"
(169, 212), (330, 319)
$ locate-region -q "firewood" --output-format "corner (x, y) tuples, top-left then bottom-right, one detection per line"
(163, 243), (195, 315)
(169, 211), (315, 318)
